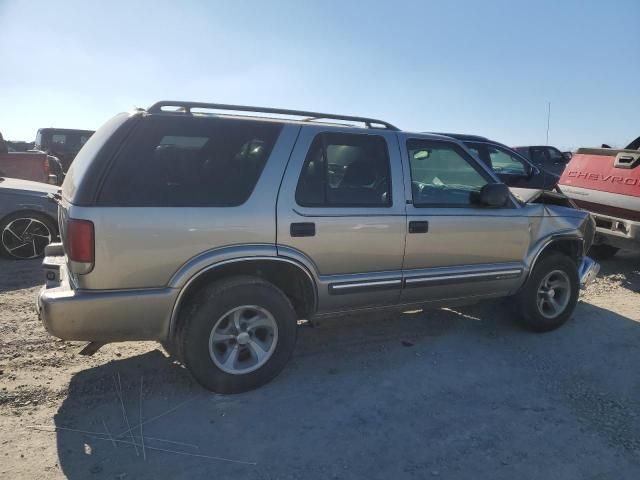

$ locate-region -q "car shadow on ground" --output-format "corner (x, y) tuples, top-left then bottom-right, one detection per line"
(53, 299), (640, 479)
(0, 258), (42, 293)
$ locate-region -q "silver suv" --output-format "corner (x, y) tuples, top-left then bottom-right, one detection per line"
(38, 101), (599, 393)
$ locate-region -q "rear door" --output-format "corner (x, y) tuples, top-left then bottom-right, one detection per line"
(276, 126), (406, 313)
(400, 136), (529, 304)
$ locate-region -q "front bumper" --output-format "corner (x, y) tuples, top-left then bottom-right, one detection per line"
(592, 213), (640, 251)
(37, 252), (177, 342)
(578, 256), (600, 287)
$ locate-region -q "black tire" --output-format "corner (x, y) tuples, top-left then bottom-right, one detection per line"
(588, 244), (619, 261)
(513, 253), (579, 332)
(0, 211), (56, 259)
(177, 275), (297, 394)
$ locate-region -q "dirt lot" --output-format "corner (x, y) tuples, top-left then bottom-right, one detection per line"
(1, 254), (639, 479)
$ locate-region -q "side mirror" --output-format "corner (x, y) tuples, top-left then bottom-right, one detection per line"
(47, 174), (59, 185)
(562, 151), (573, 161)
(473, 183), (510, 207)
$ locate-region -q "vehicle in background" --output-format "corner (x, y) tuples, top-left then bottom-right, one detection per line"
(0, 177), (58, 259)
(559, 137), (640, 260)
(435, 134), (560, 190)
(514, 145), (572, 176)
(0, 131), (63, 185)
(35, 128), (94, 171)
(38, 101), (598, 394)
(7, 140), (35, 152)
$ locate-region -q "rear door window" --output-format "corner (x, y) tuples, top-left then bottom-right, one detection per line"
(488, 145), (527, 175)
(98, 116), (282, 206)
(295, 133), (391, 207)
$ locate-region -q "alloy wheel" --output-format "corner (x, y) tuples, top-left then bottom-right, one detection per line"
(208, 305), (278, 375)
(536, 270), (571, 319)
(2, 217), (52, 259)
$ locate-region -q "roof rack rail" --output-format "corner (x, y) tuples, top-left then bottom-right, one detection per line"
(146, 101), (399, 131)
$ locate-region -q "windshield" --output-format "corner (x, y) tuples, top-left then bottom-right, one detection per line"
(44, 131), (93, 152)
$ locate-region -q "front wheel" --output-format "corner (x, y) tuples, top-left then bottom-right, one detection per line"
(178, 276), (297, 393)
(513, 253), (579, 332)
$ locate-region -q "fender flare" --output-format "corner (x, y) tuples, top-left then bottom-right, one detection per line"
(168, 253), (318, 337)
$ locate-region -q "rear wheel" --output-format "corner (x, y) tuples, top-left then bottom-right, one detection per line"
(178, 276), (297, 393)
(588, 244), (619, 261)
(0, 212), (55, 259)
(513, 253), (579, 332)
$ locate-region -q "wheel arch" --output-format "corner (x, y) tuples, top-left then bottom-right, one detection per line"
(526, 235), (584, 282)
(0, 208), (58, 233)
(168, 257), (318, 340)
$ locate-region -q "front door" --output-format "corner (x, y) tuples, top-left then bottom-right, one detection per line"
(400, 137), (530, 304)
(277, 127), (406, 313)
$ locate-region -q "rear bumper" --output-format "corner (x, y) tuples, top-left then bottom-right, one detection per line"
(37, 253), (177, 342)
(579, 256), (600, 287)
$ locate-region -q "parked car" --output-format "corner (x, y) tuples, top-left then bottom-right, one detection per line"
(0, 176), (59, 259)
(0, 131), (63, 185)
(514, 145), (572, 176)
(558, 136), (640, 259)
(38, 101), (599, 393)
(435, 134), (560, 190)
(35, 128), (94, 171)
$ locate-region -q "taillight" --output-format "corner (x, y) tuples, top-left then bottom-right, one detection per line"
(43, 157), (50, 177)
(67, 219), (94, 274)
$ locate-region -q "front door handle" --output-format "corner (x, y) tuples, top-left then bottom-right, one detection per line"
(408, 221), (429, 234)
(290, 222), (316, 237)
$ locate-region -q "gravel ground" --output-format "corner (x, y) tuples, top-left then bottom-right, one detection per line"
(1, 253), (639, 479)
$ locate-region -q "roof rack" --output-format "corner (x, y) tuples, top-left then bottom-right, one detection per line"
(147, 101), (399, 131)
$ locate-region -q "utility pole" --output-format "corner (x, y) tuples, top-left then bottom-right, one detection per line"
(546, 101), (551, 145)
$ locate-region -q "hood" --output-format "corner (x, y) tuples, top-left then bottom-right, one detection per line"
(0, 177), (60, 195)
(510, 186), (578, 210)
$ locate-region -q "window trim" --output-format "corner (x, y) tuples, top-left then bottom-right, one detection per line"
(406, 138), (507, 209)
(295, 131), (393, 209)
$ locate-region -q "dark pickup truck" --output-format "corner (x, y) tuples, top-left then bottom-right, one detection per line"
(514, 145), (572, 176)
(35, 128), (94, 171)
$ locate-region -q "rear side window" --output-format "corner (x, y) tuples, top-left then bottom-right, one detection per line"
(295, 132), (391, 207)
(98, 116), (282, 206)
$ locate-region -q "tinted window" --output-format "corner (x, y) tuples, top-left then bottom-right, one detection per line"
(98, 116), (282, 206)
(407, 139), (489, 206)
(546, 147), (565, 163)
(296, 133), (391, 207)
(530, 148), (546, 165)
(488, 145), (527, 175)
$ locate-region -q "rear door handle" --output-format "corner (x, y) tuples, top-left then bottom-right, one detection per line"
(408, 221), (429, 234)
(290, 222), (316, 237)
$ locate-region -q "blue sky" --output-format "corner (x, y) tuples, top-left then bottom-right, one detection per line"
(1, 0), (638, 149)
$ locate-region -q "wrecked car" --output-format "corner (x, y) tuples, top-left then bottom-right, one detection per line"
(558, 136), (640, 259)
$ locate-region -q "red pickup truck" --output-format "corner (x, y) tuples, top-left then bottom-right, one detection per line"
(558, 136), (640, 259)
(0, 132), (63, 185)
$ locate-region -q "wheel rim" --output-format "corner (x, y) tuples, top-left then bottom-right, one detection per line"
(2, 217), (52, 259)
(536, 270), (571, 319)
(208, 305), (278, 375)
